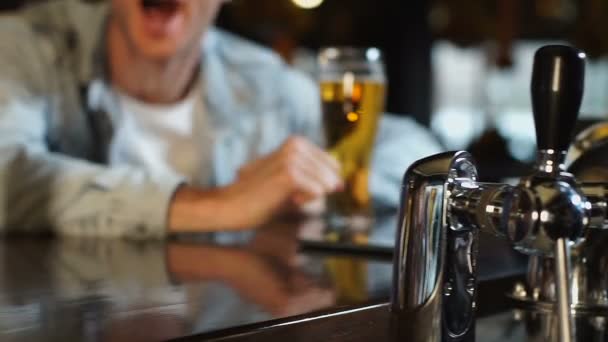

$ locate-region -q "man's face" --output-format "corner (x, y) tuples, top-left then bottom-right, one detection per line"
(110, 0), (224, 60)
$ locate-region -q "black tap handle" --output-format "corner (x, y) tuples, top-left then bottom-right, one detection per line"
(531, 45), (586, 153)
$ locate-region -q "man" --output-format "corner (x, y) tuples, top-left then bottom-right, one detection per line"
(0, 0), (441, 238)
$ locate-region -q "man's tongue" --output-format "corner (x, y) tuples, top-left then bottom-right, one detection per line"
(140, 0), (182, 35)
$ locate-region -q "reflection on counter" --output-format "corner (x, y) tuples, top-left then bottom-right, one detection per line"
(0, 213), (529, 341)
(298, 212), (528, 282)
(0, 219), (392, 342)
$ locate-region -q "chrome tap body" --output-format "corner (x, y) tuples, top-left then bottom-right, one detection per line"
(390, 45), (608, 342)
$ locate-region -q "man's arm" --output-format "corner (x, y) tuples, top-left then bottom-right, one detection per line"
(0, 135), (181, 239)
(0, 84), (339, 237)
(0, 86), (339, 239)
(0, 123), (339, 238)
(168, 136), (342, 232)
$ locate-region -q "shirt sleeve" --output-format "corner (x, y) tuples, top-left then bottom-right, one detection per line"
(0, 18), (181, 239)
(279, 67), (324, 145)
(370, 114), (444, 207)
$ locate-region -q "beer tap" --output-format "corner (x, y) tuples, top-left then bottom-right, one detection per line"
(390, 45), (596, 342)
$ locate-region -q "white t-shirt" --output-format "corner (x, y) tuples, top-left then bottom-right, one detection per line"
(108, 83), (212, 186)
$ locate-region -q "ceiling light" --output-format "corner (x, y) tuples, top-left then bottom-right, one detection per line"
(291, 0), (324, 9)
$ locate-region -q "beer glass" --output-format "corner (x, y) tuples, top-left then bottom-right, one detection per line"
(318, 47), (386, 228)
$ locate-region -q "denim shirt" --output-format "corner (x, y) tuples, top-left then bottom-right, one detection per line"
(0, 0), (442, 239)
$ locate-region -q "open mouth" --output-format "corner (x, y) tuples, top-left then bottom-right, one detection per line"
(139, 0), (185, 35)
(141, 0), (183, 16)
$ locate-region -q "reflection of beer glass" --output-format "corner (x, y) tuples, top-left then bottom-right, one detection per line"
(318, 47), (386, 227)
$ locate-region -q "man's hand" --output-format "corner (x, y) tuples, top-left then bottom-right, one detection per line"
(168, 136), (342, 232)
(223, 136), (342, 227)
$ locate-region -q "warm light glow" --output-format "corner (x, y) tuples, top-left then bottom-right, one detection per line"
(346, 112), (359, 122)
(291, 0), (324, 9)
(352, 84), (362, 102)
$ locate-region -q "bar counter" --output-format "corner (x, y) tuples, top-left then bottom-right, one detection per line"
(0, 215), (527, 341)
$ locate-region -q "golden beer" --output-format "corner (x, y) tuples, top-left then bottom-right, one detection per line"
(320, 79), (385, 221)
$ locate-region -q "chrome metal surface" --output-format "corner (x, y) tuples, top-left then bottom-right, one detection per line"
(391, 151), (478, 342)
(567, 122), (608, 165)
(391, 45), (601, 342)
(516, 179), (587, 255)
(578, 183), (608, 229)
(476, 308), (608, 342)
(555, 238), (574, 342)
(509, 287), (608, 316)
(536, 149), (568, 176)
(390, 148), (595, 341)
(513, 124), (608, 315)
(568, 140), (608, 183)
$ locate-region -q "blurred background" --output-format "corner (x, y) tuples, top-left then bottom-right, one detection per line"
(3, 0), (608, 181)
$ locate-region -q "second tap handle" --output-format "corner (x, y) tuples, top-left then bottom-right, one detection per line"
(531, 45), (586, 154)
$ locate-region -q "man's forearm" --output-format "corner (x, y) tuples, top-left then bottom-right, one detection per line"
(166, 243), (252, 281)
(167, 185), (244, 233)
